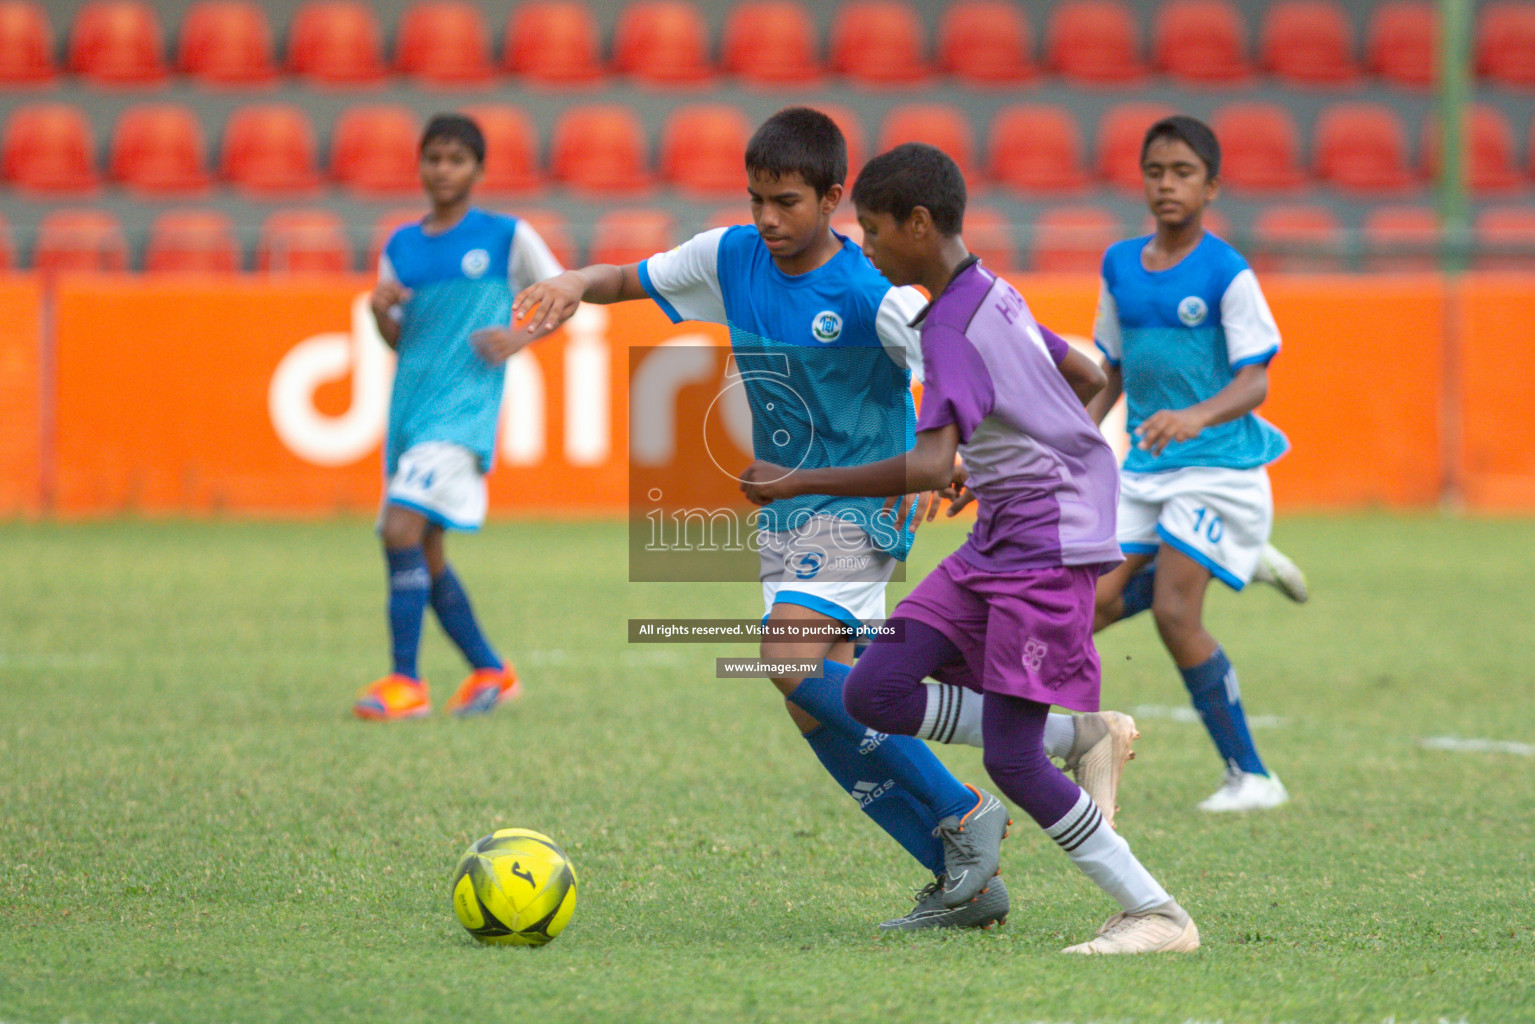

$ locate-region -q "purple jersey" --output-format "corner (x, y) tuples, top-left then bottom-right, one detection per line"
(914, 257), (1122, 573)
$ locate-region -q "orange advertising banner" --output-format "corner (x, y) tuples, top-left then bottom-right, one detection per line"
(21, 272), (1533, 517)
(0, 276), (43, 516)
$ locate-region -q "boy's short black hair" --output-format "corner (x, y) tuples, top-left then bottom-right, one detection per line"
(849, 143), (967, 236)
(1141, 115), (1221, 179)
(744, 107), (847, 197)
(420, 113), (485, 164)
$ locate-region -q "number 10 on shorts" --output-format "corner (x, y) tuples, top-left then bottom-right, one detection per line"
(1192, 506), (1224, 543)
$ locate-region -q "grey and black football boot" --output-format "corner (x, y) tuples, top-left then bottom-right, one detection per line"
(937, 785), (1011, 907)
(879, 875), (1010, 932)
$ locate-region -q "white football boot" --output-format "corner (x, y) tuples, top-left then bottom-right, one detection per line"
(1251, 543), (1309, 603)
(1197, 767), (1290, 812)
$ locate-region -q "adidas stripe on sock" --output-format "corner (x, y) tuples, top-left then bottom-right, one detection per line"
(1045, 789), (1170, 914)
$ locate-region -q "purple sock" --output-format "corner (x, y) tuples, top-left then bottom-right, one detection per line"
(980, 692), (1084, 830)
(843, 618), (961, 736)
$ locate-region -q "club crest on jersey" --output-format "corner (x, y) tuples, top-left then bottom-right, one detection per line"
(810, 310), (843, 343)
(461, 248), (490, 278)
(1177, 295), (1208, 326)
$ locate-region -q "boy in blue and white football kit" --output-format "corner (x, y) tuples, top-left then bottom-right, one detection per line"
(354, 113), (563, 722)
(1090, 115), (1304, 812)
(507, 108), (1010, 929)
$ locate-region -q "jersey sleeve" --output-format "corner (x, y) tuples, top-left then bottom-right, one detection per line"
(914, 325), (996, 443)
(1220, 268), (1282, 368)
(874, 286), (928, 382)
(508, 221), (564, 291)
(636, 227), (728, 325)
(1092, 278), (1123, 368)
(377, 249), (404, 322)
(1037, 323), (1070, 365)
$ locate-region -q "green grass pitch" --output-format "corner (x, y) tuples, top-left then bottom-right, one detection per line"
(1, 515), (1532, 1024)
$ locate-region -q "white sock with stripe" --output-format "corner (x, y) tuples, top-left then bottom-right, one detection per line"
(1045, 789), (1170, 913)
(917, 683), (984, 746)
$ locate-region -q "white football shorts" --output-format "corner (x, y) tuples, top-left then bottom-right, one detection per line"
(1118, 465), (1274, 591)
(381, 441), (488, 532)
(759, 514), (896, 630)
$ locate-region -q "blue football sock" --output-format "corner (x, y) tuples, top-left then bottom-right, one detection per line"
(1180, 647), (1267, 776)
(803, 726), (945, 876)
(789, 660), (976, 822)
(430, 565), (502, 671)
(386, 547), (430, 679)
(1121, 564), (1156, 620)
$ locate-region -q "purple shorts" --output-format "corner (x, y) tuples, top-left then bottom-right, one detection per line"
(896, 551), (1102, 712)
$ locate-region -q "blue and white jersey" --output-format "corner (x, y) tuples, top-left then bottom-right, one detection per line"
(379, 208), (562, 475)
(638, 226), (928, 559)
(1094, 232), (1290, 474)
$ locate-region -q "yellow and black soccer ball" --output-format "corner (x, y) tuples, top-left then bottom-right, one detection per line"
(450, 828), (578, 946)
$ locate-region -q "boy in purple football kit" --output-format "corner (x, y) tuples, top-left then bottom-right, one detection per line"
(742, 143), (1198, 954)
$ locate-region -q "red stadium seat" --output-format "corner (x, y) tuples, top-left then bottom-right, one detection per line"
(1096, 103), (1177, 191)
(1250, 205), (1345, 272)
(550, 105), (651, 195)
(177, 1), (275, 84)
(962, 206), (1016, 272)
(1362, 205), (1440, 271)
(589, 208), (674, 265)
(1421, 106), (1522, 194)
(1259, 0), (1357, 84)
(1031, 207), (1119, 273)
(67, 0), (165, 83)
(331, 105), (419, 196)
(1367, 1), (1434, 87)
(938, 0), (1035, 85)
(1210, 103), (1306, 192)
(220, 104), (321, 194)
(660, 104), (751, 197)
(1473, 206), (1535, 269)
(458, 104), (542, 195)
(613, 1), (712, 84)
(502, 2), (603, 83)
(146, 209), (241, 272)
(396, 1), (493, 84)
(989, 105), (1087, 192)
(259, 209), (352, 273)
(0, 1), (56, 83)
(878, 104), (975, 179)
(1477, 2), (1535, 85)
(2, 103), (99, 193)
(1152, 0), (1250, 83)
(287, 0), (385, 84)
(0, 214), (14, 270)
(1046, 0), (1144, 83)
(109, 104), (211, 194)
(1313, 104), (1416, 192)
(34, 209), (128, 273)
(722, 1), (819, 84)
(830, 1), (928, 84)
(511, 209), (577, 269)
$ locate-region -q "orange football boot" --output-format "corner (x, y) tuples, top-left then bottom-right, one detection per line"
(353, 674), (431, 720)
(443, 666), (522, 717)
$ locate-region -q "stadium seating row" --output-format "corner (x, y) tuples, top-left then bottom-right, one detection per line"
(6, 0), (1535, 88)
(13, 203), (1535, 274)
(7, 99), (1535, 199)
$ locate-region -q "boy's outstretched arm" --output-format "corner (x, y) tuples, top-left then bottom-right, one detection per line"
(1058, 346), (1107, 406)
(1085, 360), (1123, 426)
(740, 425), (962, 505)
(475, 264), (649, 363)
(1135, 363), (1269, 455)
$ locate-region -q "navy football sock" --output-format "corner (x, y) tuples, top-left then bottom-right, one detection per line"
(803, 726), (945, 876)
(790, 660), (976, 822)
(1180, 647), (1267, 776)
(386, 547), (430, 679)
(430, 565), (502, 671)
(1121, 564), (1156, 620)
